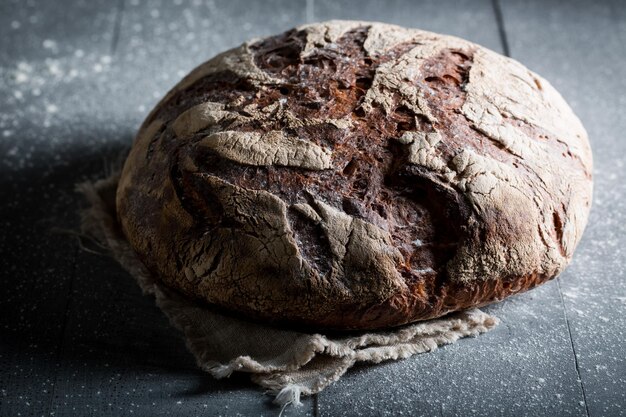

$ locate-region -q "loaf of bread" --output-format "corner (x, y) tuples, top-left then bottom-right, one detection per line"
(116, 21), (593, 330)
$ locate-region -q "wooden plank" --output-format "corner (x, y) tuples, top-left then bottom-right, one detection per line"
(318, 283), (588, 417)
(0, 166), (77, 416)
(47, 250), (313, 417)
(40, 1), (316, 416)
(111, 0), (312, 131)
(0, 0), (118, 64)
(312, 0), (589, 415)
(0, 134), (130, 417)
(0, 1), (119, 416)
(309, 0), (504, 53)
(0, 0), (128, 166)
(500, 1), (626, 416)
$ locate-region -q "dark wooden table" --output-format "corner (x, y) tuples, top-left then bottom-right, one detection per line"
(1, 0), (624, 416)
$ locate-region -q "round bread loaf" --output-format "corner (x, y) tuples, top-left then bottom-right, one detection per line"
(116, 21), (593, 330)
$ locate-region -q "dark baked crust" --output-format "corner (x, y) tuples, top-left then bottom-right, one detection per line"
(116, 21), (593, 330)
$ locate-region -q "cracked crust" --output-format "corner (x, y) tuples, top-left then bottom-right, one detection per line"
(116, 21), (593, 330)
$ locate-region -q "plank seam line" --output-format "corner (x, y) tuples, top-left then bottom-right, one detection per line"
(45, 244), (78, 414)
(110, 0), (125, 56)
(557, 277), (591, 417)
(306, 0), (315, 23)
(491, 0), (511, 57)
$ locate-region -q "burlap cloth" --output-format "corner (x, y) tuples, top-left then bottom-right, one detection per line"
(78, 172), (499, 407)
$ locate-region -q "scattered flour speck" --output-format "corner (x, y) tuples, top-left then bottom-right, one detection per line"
(42, 39), (58, 52)
(17, 62), (32, 72)
(46, 59), (63, 76)
(15, 72), (29, 84)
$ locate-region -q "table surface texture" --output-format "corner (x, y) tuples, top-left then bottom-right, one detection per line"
(1, 0), (624, 416)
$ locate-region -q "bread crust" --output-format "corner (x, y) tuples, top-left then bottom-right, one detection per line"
(116, 21), (593, 330)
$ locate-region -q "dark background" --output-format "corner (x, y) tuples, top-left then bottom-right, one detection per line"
(0, 0), (624, 416)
